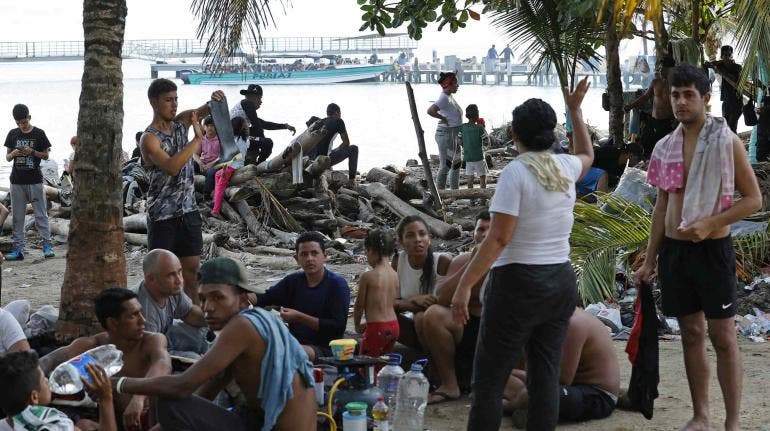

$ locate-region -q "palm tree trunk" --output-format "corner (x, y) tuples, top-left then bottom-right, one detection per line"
(57, 0), (128, 340)
(606, 16), (625, 148)
(691, 0), (701, 41)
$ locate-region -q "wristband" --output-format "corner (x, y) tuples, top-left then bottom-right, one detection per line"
(116, 377), (127, 394)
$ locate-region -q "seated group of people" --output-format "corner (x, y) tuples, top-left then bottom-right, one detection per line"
(1, 212), (621, 430)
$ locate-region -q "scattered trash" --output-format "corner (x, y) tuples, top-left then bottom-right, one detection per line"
(749, 336), (766, 343)
(665, 318), (680, 335)
(596, 308), (623, 333)
(18, 283), (31, 289)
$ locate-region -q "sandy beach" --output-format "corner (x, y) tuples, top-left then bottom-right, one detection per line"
(3, 242), (770, 430)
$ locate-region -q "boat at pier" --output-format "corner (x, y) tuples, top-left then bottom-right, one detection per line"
(181, 64), (390, 85)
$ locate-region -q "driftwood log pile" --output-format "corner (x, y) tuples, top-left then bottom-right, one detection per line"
(0, 120), (515, 264)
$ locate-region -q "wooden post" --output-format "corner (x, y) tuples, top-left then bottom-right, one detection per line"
(365, 182), (460, 239)
(404, 82), (443, 212)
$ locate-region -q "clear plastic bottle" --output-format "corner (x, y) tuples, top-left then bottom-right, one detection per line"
(376, 353), (405, 419)
(372, 396), (389, 431)
(49, 344), (124, 395)
(392, 359), (429, 431)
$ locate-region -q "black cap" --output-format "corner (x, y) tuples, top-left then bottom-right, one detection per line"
(240, 84), (262, 96)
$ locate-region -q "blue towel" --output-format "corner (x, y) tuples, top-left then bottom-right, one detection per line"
(239, 308), (314, 431)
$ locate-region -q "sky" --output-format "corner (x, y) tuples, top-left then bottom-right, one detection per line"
(0, 0), (648, 62)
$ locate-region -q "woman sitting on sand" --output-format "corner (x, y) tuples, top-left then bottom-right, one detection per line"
(391, 215), (452, 351)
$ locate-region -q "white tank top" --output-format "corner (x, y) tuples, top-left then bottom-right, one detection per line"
(397, 250), (441, 298)
(229, 100), (249, 124)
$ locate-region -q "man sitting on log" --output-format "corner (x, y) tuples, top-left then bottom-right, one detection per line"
(132, 249), (208, 357)
(230, 84), (296, 166)
(255, 231), (350, 362)
(307, 103), (359, 188)
(502, 307), (620, 428)
(422, 209), (490, 405)
(113, 257), (317, 431)
(39, 288), (171, 431)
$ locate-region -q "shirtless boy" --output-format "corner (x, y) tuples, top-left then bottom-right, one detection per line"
(625, 57), (677, 157)
(354, 229), (400, 357)
(115, 257), (316, 431)
(636, 64), (761, 431)
(40, 288), (171, 431)
(503, 307), (620, 426)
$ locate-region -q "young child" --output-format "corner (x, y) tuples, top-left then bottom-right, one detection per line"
(0, 351), (116, 431)
(210, 117), (249, 218)
(354, 229), (400, 358)
(459, 104), (489, 199)
(196, 116), (221, 200)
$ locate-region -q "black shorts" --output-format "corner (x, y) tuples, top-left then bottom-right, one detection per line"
(147, 211), (203, 258)
(658, 236), (737, 319)
(559, 384), (616, 422)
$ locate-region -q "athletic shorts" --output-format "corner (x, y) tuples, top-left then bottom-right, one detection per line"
(147, 210), (203, 258)
(465, 160), (488, 177)
(559, 384), (616, 422)
(658, 236), (737, 319)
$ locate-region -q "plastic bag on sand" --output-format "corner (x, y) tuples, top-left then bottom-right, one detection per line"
(596, 308), (623, 333)
(3, 299), (31, 328)
(26, 305), (59, 338)
(603, 167), (657, 213)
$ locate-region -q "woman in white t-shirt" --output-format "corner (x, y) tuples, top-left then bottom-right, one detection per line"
(391, 215), (452, 350)
(450, 78), (595, 430)
(427, 72), (464, 190)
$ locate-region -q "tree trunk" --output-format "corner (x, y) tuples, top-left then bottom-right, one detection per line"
(691, 0), (700, 42)
(365, 182), (460, 239)
(652, 6), (670, 64)
(58, 0), (128, 340)
(605, 16), (625, 148)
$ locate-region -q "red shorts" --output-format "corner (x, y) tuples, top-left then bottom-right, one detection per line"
(360, 320), (400, 357)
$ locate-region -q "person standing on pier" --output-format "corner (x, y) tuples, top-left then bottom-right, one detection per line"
(140, 78), (224, 304)
(427, 72), (463, 190)
(231, 84), (296, 166)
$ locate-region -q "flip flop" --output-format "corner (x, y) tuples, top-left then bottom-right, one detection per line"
(427, 390), (460, 405)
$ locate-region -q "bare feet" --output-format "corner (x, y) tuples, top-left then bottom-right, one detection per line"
(681, 417), (710, 431)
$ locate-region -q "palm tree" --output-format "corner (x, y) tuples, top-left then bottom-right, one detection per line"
(58, 0), (279, 338)
(57, 0), (129, 339)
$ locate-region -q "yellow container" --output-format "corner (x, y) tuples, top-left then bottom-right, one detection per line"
(329, 339), (357, 361)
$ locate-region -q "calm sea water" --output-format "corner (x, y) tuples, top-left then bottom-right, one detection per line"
(0, 59), (739, 187)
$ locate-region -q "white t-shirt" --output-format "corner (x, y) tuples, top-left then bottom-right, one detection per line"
(0, 308), (26, 354)
(489, 154), (582, 266)
(434, 92), (463, 128)
(397, 250), (445, 299)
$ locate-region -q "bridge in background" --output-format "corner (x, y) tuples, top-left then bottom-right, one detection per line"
(0, 34), (417, 62)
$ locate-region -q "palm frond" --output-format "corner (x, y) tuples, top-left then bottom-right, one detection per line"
(251, 177), (302, 232)
(190, 0), (285, 66)
(570, 192), (652, 305)
(731, 0), (770, 87)
(734, 224), (770, 281)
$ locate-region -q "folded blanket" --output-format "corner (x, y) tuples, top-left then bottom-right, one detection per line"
(239, 308), (313, 431)
(647, 116), (734, 228)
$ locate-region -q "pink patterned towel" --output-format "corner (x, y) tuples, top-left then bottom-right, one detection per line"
(647, 116), (734, 228)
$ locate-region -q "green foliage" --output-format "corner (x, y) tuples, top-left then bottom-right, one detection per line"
(732, 0), (770, 87)
(570, 193), (652, 305)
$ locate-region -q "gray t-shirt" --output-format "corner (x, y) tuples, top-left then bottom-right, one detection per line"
(132, 281), (193, 334)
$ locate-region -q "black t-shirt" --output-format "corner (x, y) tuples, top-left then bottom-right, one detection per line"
(240, 99), (286, 139)
(720, 62), (742, 104)
(309, 116), (346, 159)
(4, 127), (51, 184)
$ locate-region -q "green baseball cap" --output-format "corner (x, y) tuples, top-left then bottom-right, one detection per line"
(198, 257), (254, 292)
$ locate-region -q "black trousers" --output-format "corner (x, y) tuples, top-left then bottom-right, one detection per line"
(467, 261), (577, 431)
(246, 137), (274, 166)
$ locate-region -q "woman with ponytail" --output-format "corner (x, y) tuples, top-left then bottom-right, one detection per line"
(427, 72), (463, 190)
(391, 215), (452, 350)
(451, 77), (595, 430)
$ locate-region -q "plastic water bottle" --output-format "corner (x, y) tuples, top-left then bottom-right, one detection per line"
(49, 344), (124, 395)
(392, 359), (429, 431)
(376, 353), (405, 418)
(372, 396), (389, 431)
